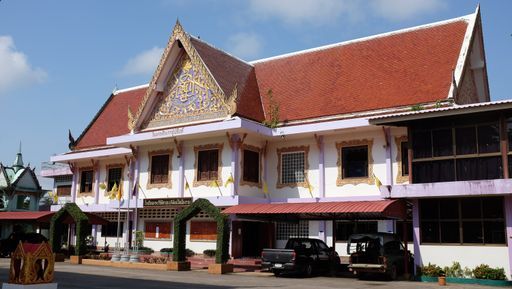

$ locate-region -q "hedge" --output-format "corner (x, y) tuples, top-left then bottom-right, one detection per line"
(49, 203), (89, 256)
(172, 198), (230, 264)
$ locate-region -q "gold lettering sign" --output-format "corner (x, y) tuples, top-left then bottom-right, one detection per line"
(144, 54), (228, 129)
(143, 198), (193, 208)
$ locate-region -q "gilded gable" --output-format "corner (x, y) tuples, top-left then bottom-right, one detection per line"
(143, 54), (230, 129)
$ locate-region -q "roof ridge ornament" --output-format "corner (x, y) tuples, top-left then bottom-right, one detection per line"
(12, 142), (24, 172)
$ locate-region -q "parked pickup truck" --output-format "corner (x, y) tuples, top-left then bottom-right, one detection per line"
(347, 232), (412, 280)
(261, 238), (340, 277)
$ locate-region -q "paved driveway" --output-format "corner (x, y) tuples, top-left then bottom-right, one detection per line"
(0, 259), (501, 289)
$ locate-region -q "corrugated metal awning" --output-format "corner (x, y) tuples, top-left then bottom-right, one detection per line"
(222, 200), (406, 220)
(0, 211), (53, 222)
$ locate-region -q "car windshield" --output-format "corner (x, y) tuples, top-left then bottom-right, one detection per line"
(347, 236), (382, 255)
(286, 239), (314, 250)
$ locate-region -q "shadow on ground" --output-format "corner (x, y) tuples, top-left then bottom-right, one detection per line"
(0, 267), (273, 289)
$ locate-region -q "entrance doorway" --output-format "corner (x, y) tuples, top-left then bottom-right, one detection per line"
(232, 221), (274, 258)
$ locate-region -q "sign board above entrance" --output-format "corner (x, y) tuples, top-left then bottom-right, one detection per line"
(143, 198), (193, 208)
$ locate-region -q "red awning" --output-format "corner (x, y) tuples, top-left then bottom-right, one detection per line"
(0, 211), (54, 222)
(222, 200), (406, 220)
(0, 211), (109, 225)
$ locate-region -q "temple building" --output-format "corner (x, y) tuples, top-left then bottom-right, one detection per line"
(0, 147), (45, 237)
(49, 6), (512, 278)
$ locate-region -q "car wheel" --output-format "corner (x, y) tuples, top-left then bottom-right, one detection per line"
(388, 264), (398, 281)
(303, 263), (313, 277)
(274, 270), (282, 277)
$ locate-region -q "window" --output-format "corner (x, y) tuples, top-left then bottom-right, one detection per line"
(16, 195), (31, 210)
(342, 146), (368, 178)
(242, 148), (260, 184)
(432, 128), (453, 157)
(335, 221), (377, 241)
(277, 146), (309, 188)
(336, 140), (373, 185)
(107, 167), (122, 191)
(419, 197), (505, 244)
(150, 154), (170, 184)
(80, 169), (93, 193)
(276, 220), (309, 240)
(197, 149), (219, 181)
(190, 221), (217, 241)
(144, 222), (172, 239)
(56, 185), (71, 196)
(477, 124), (500, 153)
(101, 222), (123, 238)
(281, 152), (305, 183)
(411, 123), (503, 184)
(401, 141), (409, 176)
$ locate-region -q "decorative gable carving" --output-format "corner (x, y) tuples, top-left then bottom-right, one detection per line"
(143, 54), (230, 129)
(131, 21), (237, 131)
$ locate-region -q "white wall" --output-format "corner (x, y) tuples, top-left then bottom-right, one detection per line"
(419, 245), (510, 277)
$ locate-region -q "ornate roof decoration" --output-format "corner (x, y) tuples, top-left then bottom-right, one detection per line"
(130, 21), (237, 131)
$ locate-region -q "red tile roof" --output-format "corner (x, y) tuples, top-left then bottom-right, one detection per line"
(74, 86), (146, 150)
(253, 20), (469, 122)
(222, 200), (406, 220)
(74, 17), (472, 149)
(190, 38), (265, 122)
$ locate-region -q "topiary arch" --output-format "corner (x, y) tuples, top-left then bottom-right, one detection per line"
(173, 198), (230, 264)
(49, 203), (89, 256)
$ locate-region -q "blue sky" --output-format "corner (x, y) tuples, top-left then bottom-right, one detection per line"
(0, 0), (511, 189)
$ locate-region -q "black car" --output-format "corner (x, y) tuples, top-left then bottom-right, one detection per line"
(261, 238), (340, 277)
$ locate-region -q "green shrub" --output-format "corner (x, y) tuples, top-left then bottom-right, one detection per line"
(203, 249), (216, 257)
(472, 264), (506, 280)
(135, 231), (144, 248)
(160, 248), (173, 253)
(463, 267), (473, 278)
(420, 263), (444, 277)
(185, 249), (195, 257)
(138, 246), (154, 254)
(443, 262), (463, 278)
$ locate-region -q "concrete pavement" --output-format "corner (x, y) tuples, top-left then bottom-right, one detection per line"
(0, 259), (502, 289)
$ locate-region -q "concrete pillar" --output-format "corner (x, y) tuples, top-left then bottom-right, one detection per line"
(92, 225), (98, 246)
(384, 127), (393, 187)
(230, 134), (240, 196)
(133, 149), (140, 245)
(94, 166), (100, 204)
(178, 143), (185, 198)
(412, 199), (421, 275)
(505, 195), (512, 279)
(71, 170), (77, 203)
(318, 220), (326, 242)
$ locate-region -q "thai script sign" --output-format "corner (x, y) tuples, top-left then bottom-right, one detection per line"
(143, 197), (192, 207)
(151, 127), (184, 138)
